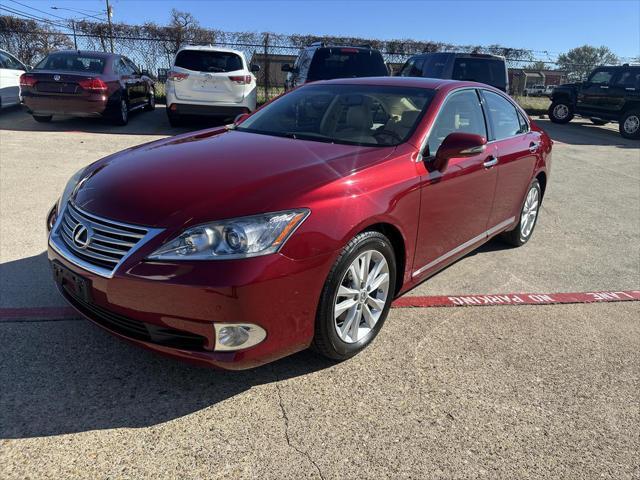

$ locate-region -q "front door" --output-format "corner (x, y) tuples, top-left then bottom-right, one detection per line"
(577, 68), (616, 114)
(413, 88), (498, 279)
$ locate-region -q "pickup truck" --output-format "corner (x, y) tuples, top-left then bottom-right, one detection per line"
(524, 84), (547, 97)
(548, 64), (640, 139)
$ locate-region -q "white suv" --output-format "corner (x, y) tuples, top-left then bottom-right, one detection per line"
(166, 45), (259, 126)
(0, 49), (27, 109)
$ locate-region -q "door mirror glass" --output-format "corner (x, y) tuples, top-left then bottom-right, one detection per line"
(433, 132), (487, 172)
(281, 63), (292, 72)
(250, 64), (261, 73)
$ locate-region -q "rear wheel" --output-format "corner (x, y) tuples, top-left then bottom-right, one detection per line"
(33, 115), (52, 123)
(312, 231), (396, 361)
(501, 179), (542, 247)
(144, 89), (155, 111)
(113, 98), (129, 126)
(590, 118), (608, 126)
(619, 110), (640, 139)
(548, 101), (574, 124)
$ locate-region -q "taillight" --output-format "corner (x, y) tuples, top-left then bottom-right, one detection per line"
(168, 71), (189, 81)
(229, 75), (252, 85)
(20, 73), (37, 87)
(78, 78), (108, 92)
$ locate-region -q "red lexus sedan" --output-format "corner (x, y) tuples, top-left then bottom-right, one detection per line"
(47, 77), (551, 370)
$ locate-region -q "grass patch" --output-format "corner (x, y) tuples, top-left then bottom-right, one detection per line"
(514, 95), (550, 116)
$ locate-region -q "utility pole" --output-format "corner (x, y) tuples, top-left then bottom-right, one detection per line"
(105, 0), (114, 53)
(71, 19), (77, 49)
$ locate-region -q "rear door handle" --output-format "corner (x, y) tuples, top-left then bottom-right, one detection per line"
(483, 156), (498, 168)
(529, 141), (540, 153)
(600, 85), (609, 89)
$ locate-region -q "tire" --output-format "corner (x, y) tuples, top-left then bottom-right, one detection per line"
(167, 111), (183, 127)
(33, 115), (52, 123)
(548, 101), (574, 124)
(619, 110), (640, 139)
(144, 89), (155, 111)
(112, 98), (129, 126)
(312, 231), (396, 361)
(590, 118), (608, 126)
(501, 179), (542, 247)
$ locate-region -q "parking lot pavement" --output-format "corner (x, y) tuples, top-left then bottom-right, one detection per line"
(1, 302), (638, 479)
(1, 107), (639, 478)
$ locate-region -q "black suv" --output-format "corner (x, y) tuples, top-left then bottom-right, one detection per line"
(548, 64), (640, 139)
(397, 52), (509, 92)
(281, 43), (388, 90)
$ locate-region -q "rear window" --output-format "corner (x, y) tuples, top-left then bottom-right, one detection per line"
(35, 54), (106, 73)
(174, 50), (243, 73)
(452, 57), (506, 90)
(307, 48), (388, 81)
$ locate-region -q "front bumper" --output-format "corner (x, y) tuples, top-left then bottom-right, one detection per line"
(47, 237), (335, 370)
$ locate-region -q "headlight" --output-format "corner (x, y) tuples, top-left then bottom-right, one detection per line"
(57, 168), (86, 212)
(148, 209), (310, 260)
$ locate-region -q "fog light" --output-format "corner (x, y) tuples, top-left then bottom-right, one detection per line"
(214, 323), (267, 351)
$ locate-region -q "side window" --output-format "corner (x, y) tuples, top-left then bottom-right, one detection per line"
(427, 90), (487, 155)
(117, 58), (134, 76)
(298, 50), (313, 78)
(614, 69), (640, 89)
(124, 58), (139, 75)
(0, 52), (8, 69)
(482, 91), (522, 140)
(588, 69), (615, 85)
(2, 52), (23, 70)
(399, 57), (424, 77)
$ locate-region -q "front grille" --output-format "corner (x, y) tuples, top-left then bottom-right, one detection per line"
(62, 287), (207, 351)
(56, 202), (149, 272)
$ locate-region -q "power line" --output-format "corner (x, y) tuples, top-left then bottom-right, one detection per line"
(6, 0), (69, 21)
(0, 5), (70, 30)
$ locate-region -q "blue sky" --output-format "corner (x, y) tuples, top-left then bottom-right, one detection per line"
(19, 0), (640, 59)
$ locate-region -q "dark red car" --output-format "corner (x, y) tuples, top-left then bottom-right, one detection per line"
(21, 50), (155, 125)
(47, 77), (551, 370)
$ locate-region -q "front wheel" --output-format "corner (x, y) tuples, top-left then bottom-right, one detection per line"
(548, 101), (574, 124)
(501, 179), (542, 247)
(619, 110), (640, 139)
(312, 231), (396, 361)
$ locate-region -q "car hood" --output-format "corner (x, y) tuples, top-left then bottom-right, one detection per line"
(73, 128), (395, 228)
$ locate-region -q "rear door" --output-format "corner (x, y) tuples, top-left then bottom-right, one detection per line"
(607, 67), (640, 113)
(123, 57), (146, 105)
(577, 68), (616, 113)
(413, 88), (498, 279)
(172, 49), (248, 103)
(480, 90), (540, 229)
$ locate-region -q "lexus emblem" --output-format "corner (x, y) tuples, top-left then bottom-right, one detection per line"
(72, 223), (93, 250)
(53, 74), (61, 81)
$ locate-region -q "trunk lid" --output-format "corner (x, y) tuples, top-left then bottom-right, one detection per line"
(28, 71), (96, 96)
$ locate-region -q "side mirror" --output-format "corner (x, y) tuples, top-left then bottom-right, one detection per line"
(234, 113), (250, 125)
(250, 64), (261, 73)
(432, 132), (487, 172)
(281, 63), (292, 72)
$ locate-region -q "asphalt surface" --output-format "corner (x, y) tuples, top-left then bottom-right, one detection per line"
(0, 106), (639, 479)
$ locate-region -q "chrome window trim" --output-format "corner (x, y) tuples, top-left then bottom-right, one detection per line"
(412, 217), (515, 278)
(49, 202), (163, 279)
(416, 86), (530, 163)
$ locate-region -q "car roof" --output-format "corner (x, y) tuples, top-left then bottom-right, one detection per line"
(411, 52), (506, 60)
(49, 50), (115, 57)
(311, 76), (498, 92)
(177, 45), (245, 55)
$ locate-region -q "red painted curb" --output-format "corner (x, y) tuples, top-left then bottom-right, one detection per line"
(1, 290), (638, 322)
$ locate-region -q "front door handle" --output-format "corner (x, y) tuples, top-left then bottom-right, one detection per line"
(529, 141), (540, 153)
(600, 85), (609, 89)
(483, 156), (498, 168)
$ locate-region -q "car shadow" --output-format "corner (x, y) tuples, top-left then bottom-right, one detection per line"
(0, 104), (229, 136)
(0, 253), (334, 439)
(534, 118), (638, 148)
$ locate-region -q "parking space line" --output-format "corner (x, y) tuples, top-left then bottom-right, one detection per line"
(1, 290), (638, 322)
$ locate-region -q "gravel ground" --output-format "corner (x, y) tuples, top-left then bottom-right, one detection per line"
(0, 106), (638, 479)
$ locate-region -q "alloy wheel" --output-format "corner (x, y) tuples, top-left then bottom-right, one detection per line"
(553, 104), (569, 120)
(334, 250), (390, 343)
(121, 100), (128, 123)
(623, 115), (639, 134)
(520, 186), (540, 240)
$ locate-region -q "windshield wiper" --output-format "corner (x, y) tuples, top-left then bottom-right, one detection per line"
(283, 132), (334, 143)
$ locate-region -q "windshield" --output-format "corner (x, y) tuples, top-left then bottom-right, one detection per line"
(237, 84), (434, 147)
(35, 54), (106, 73)
(174, 50), (243, 72)
(307, 48), (388, 81)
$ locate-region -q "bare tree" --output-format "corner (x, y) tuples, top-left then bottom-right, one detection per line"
(0, 16), (72, 65)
